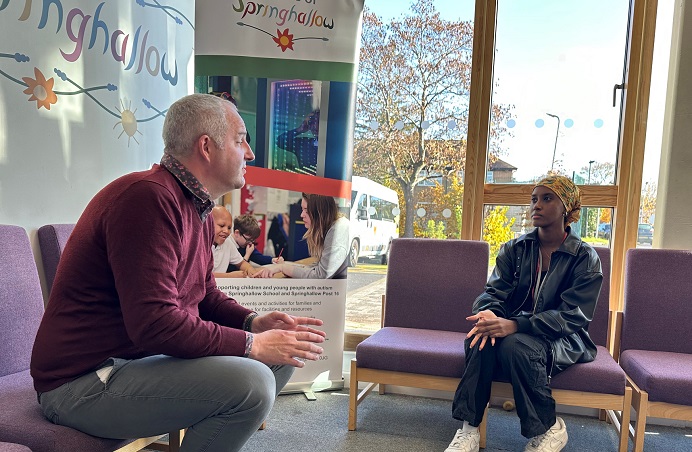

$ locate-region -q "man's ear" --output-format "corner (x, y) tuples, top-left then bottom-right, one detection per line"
(196, 134), (213, 163)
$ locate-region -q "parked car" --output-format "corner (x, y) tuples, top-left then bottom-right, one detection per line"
(597, 223), (611, 239)
(637, 223), (653, 245)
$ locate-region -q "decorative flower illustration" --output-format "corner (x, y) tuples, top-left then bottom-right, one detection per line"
(273, 29), (295, 52)
(22, 67), (58, 110)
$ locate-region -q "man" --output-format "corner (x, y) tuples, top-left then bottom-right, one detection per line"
(31, 94), (326, 451)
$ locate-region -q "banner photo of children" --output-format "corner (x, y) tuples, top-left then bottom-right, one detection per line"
(196, 0), (364, 393)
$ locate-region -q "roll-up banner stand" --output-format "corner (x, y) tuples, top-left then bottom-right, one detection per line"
(195, 0), (364, 396)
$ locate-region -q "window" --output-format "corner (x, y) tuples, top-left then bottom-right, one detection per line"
(347, 0), (660, 340)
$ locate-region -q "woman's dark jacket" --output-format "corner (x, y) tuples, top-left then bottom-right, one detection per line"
(473, 226), (603, 375)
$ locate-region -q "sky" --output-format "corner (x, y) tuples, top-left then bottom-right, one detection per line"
(362, 0), (674, 184)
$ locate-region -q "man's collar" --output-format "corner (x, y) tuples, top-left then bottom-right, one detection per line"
(160, 154), (214, 222)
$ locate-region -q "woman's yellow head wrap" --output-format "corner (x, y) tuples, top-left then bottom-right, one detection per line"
(535, 175), (582, 224)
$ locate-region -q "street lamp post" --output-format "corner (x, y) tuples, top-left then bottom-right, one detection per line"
(587, 160), (595, 184)
(546, 113), (560, 171)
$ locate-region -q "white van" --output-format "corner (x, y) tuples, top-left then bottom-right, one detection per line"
(349, 176), (400, 266)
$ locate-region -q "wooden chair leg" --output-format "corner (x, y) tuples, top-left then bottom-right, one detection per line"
(379, 383), (386, 395)
(618, 387), (632, 452)
(168, 429), (183, 452)
(479, 404), (488, 449)
(147, 429), (184, 452)
(632, 389), (648, 452)
(348, 359), (359, 431)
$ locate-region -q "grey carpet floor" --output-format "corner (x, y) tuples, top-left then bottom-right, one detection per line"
(241, 390), (692, 452)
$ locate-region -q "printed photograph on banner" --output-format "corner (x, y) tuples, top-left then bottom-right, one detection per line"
(199, 75), (354, 182)
(216, 278), (347, 390)
(212, 186), (351, 279)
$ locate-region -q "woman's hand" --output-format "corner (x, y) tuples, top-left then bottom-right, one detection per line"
(272, 256), (285, 264)
(466, 310), (498, 350)
(251, 264), (281, 278)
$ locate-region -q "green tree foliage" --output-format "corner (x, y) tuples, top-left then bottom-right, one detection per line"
(354, 0), (512, 237)
(416, 219), (447, 239)
(414, 175), (464, 238)
(640, 181), (657, 224)
(483, 206), (516, 258)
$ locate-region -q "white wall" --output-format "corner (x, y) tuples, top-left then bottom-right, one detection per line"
(0, 0), (194, 297)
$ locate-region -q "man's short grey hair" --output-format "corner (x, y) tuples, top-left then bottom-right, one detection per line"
(162, 94), (234, 158)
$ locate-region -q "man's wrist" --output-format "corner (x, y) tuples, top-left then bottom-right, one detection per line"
(244, 331), (253, 357)
(243, 312), (259, 332)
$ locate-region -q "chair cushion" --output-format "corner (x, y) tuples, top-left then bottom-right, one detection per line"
(620, 349), (692, 406)
(0, 442), (32, 452)
(356, 327), (467, 378)
(550, 345), (625, 395)
(0, 370), (132, 451)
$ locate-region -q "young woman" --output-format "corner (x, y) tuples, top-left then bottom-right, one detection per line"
(254, 193), (349, 279)
(445, 175), (602, 452)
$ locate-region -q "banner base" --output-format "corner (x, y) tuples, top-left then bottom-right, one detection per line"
(280, 379), (345, 397)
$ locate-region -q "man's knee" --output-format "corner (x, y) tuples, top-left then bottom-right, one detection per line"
(195, 356), (277, 411)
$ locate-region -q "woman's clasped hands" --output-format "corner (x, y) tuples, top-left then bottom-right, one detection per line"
(466, 310), (518, 350)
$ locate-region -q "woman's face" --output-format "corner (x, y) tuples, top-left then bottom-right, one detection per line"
(530, 185), (566, 229)
(300, 198), (312, 230)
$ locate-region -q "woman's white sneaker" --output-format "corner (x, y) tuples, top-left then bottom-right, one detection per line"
(444, 428), (480, 452)
(524, 417), (568, 452)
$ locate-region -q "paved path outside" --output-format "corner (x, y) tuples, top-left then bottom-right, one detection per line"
(345, 264), (387, 332)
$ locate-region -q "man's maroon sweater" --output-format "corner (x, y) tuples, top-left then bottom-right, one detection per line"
(31, 165), (252, 392)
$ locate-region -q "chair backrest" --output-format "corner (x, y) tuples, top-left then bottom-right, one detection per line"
(383, 238), (489, 332)
(37, 224), (75, 295)
(0, 225), (45, 377)
(621, 248), (692, 354)
(588, 246), (611, 347)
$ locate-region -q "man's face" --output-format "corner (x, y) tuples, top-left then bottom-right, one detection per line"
(213, 209), (233, 246)
(209, 105), (255, 196)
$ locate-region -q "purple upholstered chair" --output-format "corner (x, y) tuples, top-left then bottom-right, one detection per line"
(482, 246), (631, 451)
(37, 224), (75, 296)
(620, 248), (692, 452)
(0, 225), (179, 452)
(349, 238), (490, 431)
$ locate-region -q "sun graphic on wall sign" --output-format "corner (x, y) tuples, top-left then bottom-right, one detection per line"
(114, 99), (142, 146)
(273, 29), (295, 52)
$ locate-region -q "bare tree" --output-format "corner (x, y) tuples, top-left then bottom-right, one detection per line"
(579, 161), (616, 185)
(354, 1), (511, 237)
